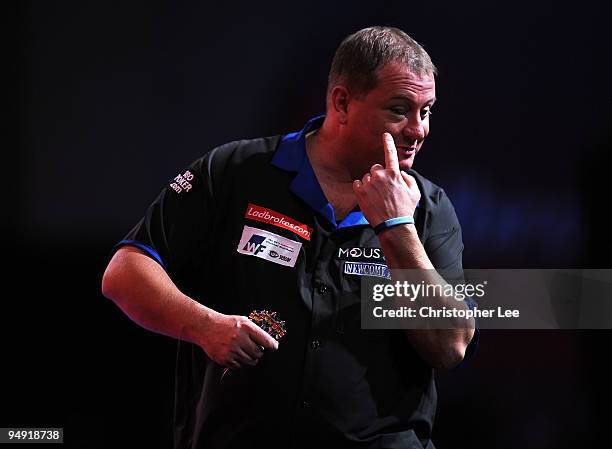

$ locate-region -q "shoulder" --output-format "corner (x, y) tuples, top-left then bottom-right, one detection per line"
(410, 169), (455, 210)
(409, 169), (461, 232)
(182, 135), (283, 199)
(192, 135), (283, 174)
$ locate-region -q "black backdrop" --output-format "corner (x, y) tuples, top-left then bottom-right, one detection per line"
(6, 1), (612, 448)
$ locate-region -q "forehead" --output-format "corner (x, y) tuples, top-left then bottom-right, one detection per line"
(369, 62), (436, 101)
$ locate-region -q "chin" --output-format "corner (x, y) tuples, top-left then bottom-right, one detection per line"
(399, 160), (414, 172)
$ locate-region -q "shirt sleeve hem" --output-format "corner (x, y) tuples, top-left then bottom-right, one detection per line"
(452, 296), (480, 369)
(113, 240), (166, 269)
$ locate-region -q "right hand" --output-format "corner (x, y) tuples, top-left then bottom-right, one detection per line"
(199, 311), (279, 369)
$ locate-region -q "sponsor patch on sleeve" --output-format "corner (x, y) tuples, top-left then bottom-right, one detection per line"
(169, 169), (198, 195)
(245, 203), (313, 241)
(237, 225), (302, 267)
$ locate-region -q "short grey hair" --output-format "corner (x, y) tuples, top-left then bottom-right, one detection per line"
(327, 26), (437, 99)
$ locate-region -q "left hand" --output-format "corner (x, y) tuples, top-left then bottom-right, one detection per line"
(352, 133), (421, 226)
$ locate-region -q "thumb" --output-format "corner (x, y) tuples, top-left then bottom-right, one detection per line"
(245, 320), (280, 351)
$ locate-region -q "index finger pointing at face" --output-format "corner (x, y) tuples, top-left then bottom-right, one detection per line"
(383, 133), (400, 172)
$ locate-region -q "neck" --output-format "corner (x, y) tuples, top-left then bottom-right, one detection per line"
(305, 118), (360, 220)
(306, 118), (355, 184)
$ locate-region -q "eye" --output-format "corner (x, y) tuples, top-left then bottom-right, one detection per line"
(421, 107), (433, 118)
(389, 106), (408, 116)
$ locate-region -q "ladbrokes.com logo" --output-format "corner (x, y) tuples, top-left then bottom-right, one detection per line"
(245, 203), (313, 240)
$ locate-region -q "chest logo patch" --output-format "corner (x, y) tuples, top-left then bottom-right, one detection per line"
(344, 262), (391, 279)
(237, 225), (302, 267)
(337, 247), (386, 262)
(245, 203), (313, 241)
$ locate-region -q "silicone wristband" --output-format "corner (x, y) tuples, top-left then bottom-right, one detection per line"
(373, 216), (415, 235)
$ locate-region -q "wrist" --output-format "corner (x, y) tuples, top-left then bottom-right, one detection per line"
(373, 215), (414, 235)
(377, 221), (418, 241)
(185, 300), (218, 348)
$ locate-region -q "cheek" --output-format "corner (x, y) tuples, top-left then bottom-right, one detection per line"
(352, 111), (375, 137)
(420, 121), (431, 142)
(386, 120), (405, 134)
(384, 121), (407, 143)
(361, 118), (385, 145)
(357, 111), (398, 146)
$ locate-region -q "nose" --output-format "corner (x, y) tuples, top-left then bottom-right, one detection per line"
(401, 116), (426, 143)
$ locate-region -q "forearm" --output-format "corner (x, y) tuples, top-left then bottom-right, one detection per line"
(378, 224), (475, 370)
(101, 246), (213, 348)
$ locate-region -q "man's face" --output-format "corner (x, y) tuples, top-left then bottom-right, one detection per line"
(344, 62), (436, 173)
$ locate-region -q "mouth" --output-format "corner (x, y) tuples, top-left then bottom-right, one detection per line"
(398, 146), (417, 156)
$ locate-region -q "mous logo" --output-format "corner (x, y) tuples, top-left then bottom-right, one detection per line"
(337, 247), (385, 261)
(245, 203), (313, 241)
(243, 234), (266, 255)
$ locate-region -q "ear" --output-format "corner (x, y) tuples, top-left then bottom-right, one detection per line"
(329, 85), (350, 124)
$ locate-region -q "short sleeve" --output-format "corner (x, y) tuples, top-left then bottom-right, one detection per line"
(424, 189), (464, 281)
(113, 154), (214, 284)
(424, 189), (479, 364)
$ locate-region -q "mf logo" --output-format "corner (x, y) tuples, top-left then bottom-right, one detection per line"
(243, 234), (266, 255)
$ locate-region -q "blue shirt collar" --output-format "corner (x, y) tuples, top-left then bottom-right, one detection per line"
(271, 115), (369, 229)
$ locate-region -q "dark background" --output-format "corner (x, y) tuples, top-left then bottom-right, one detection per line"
(6, 0), (612, 448)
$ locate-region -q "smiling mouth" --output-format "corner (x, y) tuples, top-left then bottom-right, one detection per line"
(399, 147), (417, 155)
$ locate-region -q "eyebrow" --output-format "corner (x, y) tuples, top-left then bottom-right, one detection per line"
(389, 96), (437, 106)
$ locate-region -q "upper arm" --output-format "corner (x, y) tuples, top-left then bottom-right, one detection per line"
(111, 154), (217, 287)
(102, 245), (166, 300)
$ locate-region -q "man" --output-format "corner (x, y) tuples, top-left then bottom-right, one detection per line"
(102, 26), (477, 449)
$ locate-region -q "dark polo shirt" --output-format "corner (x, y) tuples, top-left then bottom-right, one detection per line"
(114, 116), (477, 449)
